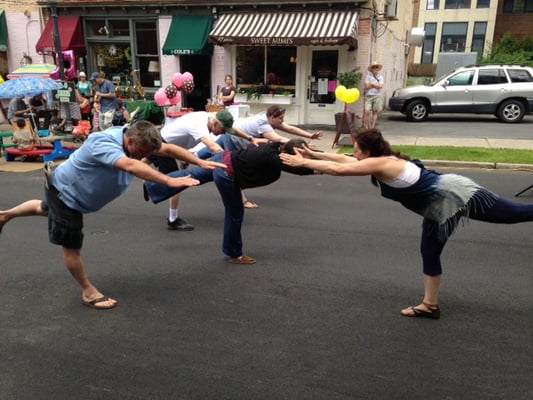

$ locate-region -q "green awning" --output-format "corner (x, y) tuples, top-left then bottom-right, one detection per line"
(0, 10), (8, 52)
(163, 15), (213, 56)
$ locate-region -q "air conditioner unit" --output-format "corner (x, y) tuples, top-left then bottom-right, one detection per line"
(385, 0), (397, 18)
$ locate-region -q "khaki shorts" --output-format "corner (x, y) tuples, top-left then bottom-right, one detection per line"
(365, 95), (383, 112)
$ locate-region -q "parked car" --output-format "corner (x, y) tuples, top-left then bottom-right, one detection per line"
(388, 65), (533, 123)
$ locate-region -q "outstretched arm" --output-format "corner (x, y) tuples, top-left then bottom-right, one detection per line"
(280, 123), (323, 140)
(280, 148), (391, 177)
(115, 157), (199, 188)
(155, 142), (226, 170)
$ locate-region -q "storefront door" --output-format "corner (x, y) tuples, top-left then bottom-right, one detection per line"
(305, 49), (339, 125)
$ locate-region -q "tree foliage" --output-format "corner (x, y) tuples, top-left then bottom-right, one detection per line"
(480, 33), (533, 67)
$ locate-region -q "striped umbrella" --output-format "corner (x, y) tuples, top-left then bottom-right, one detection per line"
(0, 77), (64, 99)
(7, 64), (57, 79)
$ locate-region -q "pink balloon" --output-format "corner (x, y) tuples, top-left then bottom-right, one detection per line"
(172, 72), (184, 89)
(154, 88), (169, 107)
(182, 71), (193, 82)
(169, 91), (181, 105)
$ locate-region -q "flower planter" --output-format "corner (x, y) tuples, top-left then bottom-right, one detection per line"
(234, 94), (295, 105)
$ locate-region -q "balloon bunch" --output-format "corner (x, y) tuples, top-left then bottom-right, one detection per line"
(154, 71), (195, 107)
(334, 85), (360, 104)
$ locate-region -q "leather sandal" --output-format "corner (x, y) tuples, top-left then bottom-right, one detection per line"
(228, 255), (256, 265)
(243, 200), (259, 209)
(401, 301), (440, 319)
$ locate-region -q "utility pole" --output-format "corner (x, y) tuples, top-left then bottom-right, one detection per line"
(49, 2), (65, 80)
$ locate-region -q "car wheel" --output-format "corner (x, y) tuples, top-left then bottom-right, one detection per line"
(405, 100), (429, 122)
(497, 99), (525, 123)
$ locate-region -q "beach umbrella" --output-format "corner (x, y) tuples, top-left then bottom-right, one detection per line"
(7, 64), (57, 79)
(0, 77), (64, 99)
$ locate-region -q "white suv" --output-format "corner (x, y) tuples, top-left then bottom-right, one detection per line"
(388, 65), (533, 123)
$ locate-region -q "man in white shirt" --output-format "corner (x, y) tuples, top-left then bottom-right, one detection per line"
(364, 61), (385, 129)
(146, 110), (233, 230)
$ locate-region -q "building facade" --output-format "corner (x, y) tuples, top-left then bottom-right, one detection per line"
(412, 0), (498, 67)
(2, 0), (414, 125)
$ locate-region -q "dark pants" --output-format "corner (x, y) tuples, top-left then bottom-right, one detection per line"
(145, 153), (246, 258)
(421, 196), (533, 276)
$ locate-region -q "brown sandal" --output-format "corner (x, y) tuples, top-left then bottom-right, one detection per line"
(401, 302), (440, 319)
(243, 200), (259, 209)
(228, 255), (256, 265)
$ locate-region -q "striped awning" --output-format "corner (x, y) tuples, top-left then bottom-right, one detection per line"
(209, 11), (358, 48)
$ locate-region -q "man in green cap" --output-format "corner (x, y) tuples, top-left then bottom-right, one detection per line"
(146, 109), (250, 230)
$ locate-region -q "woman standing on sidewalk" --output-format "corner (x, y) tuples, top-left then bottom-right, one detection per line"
(280, 128), (533, 319)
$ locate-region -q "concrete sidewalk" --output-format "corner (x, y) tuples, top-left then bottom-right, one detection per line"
(305, 129), (533, 171)
(311, 128), (533, 152)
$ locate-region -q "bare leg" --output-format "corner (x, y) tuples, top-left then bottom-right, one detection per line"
(63, 247), (117, 309)
(242, 190), (259, 209)
(363, 109), (372, 129)
(0, 200), (45, 233)
(401, 274), (441, 316)
(371, 111), (379, 128)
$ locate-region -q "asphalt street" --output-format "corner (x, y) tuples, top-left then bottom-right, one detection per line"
(1, 165), (532, 399)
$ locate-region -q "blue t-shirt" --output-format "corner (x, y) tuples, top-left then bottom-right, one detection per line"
(52, 127), (134, 213)
(95, 79), (118, 112)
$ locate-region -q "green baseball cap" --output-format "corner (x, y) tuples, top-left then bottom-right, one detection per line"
(215, 110), (235, 134)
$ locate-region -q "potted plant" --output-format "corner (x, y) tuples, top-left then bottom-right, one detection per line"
(335, 68), (362, 135)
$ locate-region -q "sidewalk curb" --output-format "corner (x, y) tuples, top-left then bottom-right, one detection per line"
(422, 160), (533, 171)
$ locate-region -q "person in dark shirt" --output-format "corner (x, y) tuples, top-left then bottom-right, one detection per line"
(144, 139), (317, 264)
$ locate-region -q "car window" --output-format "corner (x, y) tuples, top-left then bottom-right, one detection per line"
(447, 71), (474, 86)
(477, 69), (508, 85)
(507, 69), (533, 83)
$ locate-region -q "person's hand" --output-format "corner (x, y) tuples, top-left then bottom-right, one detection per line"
(198, 160), (227, 171)
(310, 131), (323, 140)
(251, 137), (268, 147)
(168, 175), (200, 188)
(280, 150), (305, 167)
(297, 144), (318, 158)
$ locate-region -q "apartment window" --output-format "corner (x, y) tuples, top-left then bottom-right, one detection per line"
(441, 22), (468, 52)
(476, 0), (490, 7)
(445, 0), (472, 8)
(503, 0), (533, 12)
(427, 0), (440, 9)
(471, 22), (487, 56)
(421, 23), (436, 63)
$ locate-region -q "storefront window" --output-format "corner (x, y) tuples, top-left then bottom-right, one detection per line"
(86, 18), (159, 97)
(236, 46), (296, 94)
(135, 21), (160, 89)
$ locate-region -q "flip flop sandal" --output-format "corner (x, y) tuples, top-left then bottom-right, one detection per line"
(82, 296), (117, 310)
(402, 304), (440, 319)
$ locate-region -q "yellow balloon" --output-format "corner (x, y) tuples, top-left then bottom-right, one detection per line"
(335, 85), (347, 102)
(344, 88), (360, 104)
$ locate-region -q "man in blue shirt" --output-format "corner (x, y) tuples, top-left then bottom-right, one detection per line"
(91, 71), (117, 130)
(0, 121), (225, 310)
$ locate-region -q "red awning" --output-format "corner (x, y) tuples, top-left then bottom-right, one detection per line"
(35, 16), (85, 54)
